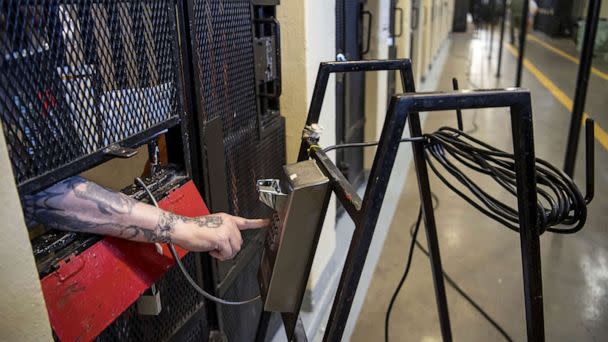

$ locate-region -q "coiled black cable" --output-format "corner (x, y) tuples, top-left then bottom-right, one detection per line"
(322, 126), (589, 235)
(324, 121), (590, 342)
(423, 126), (587, 234)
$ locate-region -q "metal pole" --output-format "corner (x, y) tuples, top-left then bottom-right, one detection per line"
(488, 0), (496, 60)
(409, 114), (453, 342)
(305, 60), (418, 342)
(511, 99), (545, 341)
(496, 0), (507, 77)
(563, 0), (602, 176)
(515, 0), (529, 87)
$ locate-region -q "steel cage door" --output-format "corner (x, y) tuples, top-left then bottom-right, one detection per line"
(336, 0), (366, 189)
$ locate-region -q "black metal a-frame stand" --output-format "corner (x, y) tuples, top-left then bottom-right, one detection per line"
(256, 59), (577, 342)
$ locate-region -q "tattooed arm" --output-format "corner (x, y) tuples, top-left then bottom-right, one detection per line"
(22, 176), (268, 260)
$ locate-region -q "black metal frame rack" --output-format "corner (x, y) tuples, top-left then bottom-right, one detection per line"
(266, 58), (594, 342)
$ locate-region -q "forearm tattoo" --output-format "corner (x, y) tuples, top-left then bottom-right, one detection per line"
(181, 215), (223, 229)
(22, 176), (175, 243)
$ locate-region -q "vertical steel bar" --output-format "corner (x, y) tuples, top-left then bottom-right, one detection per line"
(401, 70), (452, 340)
(515, 0), (529, 87)
(175, 0), (199, 184)
(488, 0), (495, 60)
(496, 0), (507, 77)
(322, 97), (410, 342)
(408, 112), (453, 342)
(297, 69), (330, 161)
(176, 0), (221, 333)
(563, 0), (602, 176)
(452, 78), (464, 130)
(510, 99), (544, 341)
(585, 119), (595, 203)
(322, 64), (415, 342)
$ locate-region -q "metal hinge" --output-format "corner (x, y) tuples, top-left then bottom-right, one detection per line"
(254, 36), (276, 83)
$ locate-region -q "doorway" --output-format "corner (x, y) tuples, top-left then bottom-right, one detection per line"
(336, 0), (366, 188)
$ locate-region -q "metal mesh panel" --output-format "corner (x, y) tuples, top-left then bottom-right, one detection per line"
(217, 121), (285, 280)
(0, 0), (181, 192)
(219, 244), (282, 342)
(223, 120), (285, 220)
(189, 1), (284, 339)
(96, 253), (208, 341)
(190, 0), (285, 275)
(181, 321), (205, 342)
(191, 0), (258, 135)
(221, 246), (264, 342)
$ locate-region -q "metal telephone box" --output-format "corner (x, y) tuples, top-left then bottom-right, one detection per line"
(256, 160), (331, 313)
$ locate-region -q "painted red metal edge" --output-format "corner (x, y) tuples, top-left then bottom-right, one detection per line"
(41, 180), (209, 342)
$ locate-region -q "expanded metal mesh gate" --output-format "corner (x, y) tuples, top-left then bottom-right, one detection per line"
(189, 0), (284, 339)
(96, 253), (209, 341)
(0, 0), (182, 194)
(3, 0), (284, 340)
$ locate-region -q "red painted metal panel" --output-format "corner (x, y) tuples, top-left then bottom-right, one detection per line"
(41, 180), (209, 342)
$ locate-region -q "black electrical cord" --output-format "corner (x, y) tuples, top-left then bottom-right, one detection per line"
(384, 198), (513, 342)
(424, 127), (587, 234)
(323, 119), (588, 341)
(322, 127), (587, 235)
(135, 177), (260, 306)
(408, 216), (513, 342)
(384, 206), (423, 342)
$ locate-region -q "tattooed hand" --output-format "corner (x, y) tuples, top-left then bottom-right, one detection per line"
(172, 213), (269, 260)
(23, 176), (268, 261)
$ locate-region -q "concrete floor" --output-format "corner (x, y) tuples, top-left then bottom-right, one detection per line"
(352, 29), (608, 341)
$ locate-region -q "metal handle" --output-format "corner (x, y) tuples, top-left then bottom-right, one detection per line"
(394, 7), (403, 37)
(253, 17), (282, 98)
(257, 179), (287, 210)
(361, 11), (372, 55)
(411, 6), (419, 30)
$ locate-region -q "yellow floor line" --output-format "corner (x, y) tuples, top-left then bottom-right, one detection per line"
(527, 34), (608, 81)
(505, 43), (608, 152)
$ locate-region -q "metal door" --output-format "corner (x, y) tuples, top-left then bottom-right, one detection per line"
(336, 0), (366, 188)
(410, 0), (422, 82)
(387, 0), (399, 98)
(390, 0), (415, 95)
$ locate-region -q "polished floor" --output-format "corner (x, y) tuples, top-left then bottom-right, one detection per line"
(351, 28), (608, 341)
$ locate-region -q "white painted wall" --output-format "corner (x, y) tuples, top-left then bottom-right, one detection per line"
(396, 0), (413, 94)
(304, 0), (338, 292)
(0, 126), (52, 341)
(412, 0), (425, 85)
(364, 0), (392, 169)
(277, 0), (337, 299)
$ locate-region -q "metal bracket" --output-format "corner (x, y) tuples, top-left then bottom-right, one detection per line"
(104, 144), (138, 158)
(254, 36), (277, 84)
(209, 330), (229, 342)
(257, 179), (287, 210)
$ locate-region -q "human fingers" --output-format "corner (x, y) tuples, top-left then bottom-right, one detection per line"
(233, 216), (270, 230)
